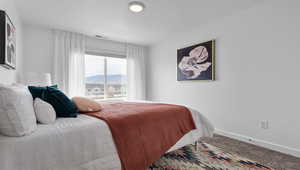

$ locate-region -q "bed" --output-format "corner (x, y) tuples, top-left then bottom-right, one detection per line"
(0, 102), (214, 170)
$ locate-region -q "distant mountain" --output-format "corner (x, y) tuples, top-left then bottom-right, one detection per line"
(86, 74), (127, 84)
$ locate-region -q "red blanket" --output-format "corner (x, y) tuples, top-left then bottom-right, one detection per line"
(84, 102), (196, 170)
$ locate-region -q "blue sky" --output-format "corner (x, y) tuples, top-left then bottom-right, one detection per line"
(85, 54), (127, 77)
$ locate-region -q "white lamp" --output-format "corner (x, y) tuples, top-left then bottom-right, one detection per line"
(23, 72), (52, 86)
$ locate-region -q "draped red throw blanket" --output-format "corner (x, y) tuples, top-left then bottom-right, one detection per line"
(84, 102), (196, 170)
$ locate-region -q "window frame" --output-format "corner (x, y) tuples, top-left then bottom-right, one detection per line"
(85, 52), (127, 100)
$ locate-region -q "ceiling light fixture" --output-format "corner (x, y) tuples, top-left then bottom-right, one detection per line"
(129, 1), (145, 13)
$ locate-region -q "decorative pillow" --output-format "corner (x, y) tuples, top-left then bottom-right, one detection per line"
(72, 97), (102, 113)
(28, 85), (58, 99)
(34, 98), (56, 124)
(28, 86), (78, 118)
(0, 84), (37, 137)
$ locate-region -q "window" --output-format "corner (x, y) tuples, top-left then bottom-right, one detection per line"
(85, 54), (127, 100)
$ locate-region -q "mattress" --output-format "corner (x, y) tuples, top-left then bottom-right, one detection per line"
(0, 104), (214, 170)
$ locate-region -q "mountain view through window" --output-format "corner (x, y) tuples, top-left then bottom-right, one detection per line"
(85, 54), (127, 99)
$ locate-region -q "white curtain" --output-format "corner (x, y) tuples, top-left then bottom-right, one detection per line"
(126, 44), (146, 100)
(53, 30), (86, 97)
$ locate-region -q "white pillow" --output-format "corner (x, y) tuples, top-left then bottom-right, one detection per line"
(34, 98), (56, 124)
(0, 84), (37, 137)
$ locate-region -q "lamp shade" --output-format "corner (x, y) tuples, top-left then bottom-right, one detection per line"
(23, 72), (52, 86)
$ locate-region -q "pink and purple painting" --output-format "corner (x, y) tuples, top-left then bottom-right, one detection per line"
(177, 40), (215, 81)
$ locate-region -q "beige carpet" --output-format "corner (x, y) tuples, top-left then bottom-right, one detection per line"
(201, 134), (300, 170)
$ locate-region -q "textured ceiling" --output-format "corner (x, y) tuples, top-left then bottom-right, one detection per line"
(15, 0), (262, 45)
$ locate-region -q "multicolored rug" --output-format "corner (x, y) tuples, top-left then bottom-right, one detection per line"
(149, 141), (274, 170)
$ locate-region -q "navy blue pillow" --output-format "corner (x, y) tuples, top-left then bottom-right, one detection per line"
(28, 85), (78, 118)
(28, 85), (58, 99)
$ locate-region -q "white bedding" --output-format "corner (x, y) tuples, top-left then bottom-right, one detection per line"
(0, 104), (214, 170)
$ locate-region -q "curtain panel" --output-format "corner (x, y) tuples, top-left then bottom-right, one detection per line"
(126, 44), (146, 100)
(53, 30), (86, 97)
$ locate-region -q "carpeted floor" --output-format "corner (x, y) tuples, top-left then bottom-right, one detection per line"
(201, 134), (300, 170)
(149, 134), (300, 170)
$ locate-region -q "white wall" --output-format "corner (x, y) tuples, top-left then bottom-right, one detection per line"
(23, 24), (53, 75)
(147, 0), (300, 156)
(0, 0), (23, 84)
(86, 36), (126, 57)
(22, 25), (127, 78)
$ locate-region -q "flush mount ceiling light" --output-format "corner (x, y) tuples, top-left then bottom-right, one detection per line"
(129, 1), (145, 13)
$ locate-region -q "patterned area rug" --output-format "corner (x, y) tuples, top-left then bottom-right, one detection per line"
(149, 141), (274, 170)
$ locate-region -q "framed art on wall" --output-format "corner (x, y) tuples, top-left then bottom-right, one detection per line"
(0, 10), (16, 69)
(177, 40), (215, 81)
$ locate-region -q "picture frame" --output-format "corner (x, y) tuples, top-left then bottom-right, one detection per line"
(0, 10), (16, 69)
(177, 40), (215, 81)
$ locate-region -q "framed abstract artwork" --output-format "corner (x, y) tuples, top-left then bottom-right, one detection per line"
(0, 10), (16, 69)
(177, 40), (215, 81)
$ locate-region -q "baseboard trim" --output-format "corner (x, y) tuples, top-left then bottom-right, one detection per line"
(214, 129), (300, 158)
